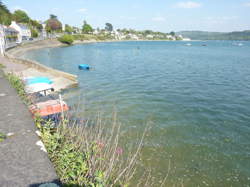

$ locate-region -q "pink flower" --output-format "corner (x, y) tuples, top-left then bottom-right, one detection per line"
(116, 147), (123, 155)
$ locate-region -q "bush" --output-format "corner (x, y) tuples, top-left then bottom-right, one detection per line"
(58, 34), (74, 45)
(31, 29), (38, 38)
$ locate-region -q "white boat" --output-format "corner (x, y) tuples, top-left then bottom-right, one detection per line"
(25, 83), (54, 94)
(185, 43), (192, 46)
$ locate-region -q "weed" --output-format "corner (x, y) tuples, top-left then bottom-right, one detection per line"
(0, 132), (7, 142)
(5, 73), (30, 105)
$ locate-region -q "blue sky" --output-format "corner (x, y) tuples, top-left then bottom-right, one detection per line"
(3, 0), (250, 32)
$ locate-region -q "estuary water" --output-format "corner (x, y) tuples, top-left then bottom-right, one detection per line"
(23, 41), (250, 186)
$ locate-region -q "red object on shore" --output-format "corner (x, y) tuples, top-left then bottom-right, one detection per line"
(29, 99), (69, 117)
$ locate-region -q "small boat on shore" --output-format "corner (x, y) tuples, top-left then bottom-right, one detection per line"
(24, 77), (53, 85)
(25, 83), (54, 95)
(29, 99), (69, 117)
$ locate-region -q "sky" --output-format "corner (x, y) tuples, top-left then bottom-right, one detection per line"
(3, 0), (250, 32)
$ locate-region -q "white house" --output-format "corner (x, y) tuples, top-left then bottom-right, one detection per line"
(146, 34), (154, 39)
(4, 26), (19, 49)
(10, 21), (31, 43)
(0, 24), (5, 55)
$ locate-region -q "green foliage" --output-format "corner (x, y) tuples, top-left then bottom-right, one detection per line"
(58, 34), (74, 45)
(0, 1), (12, 25)
(46, 15), (62, 32)
(82, 20), (93, 34)
(105, 23), (113, 32)
(65, 24), (73, 33)
(30, 20), (43, 31)
(35, 118), (106, 186)
(50, 14), (57, 19)
(31, 28), (38, 38)
(5, 35), (17, 39)
(5, 73), (30, 105)
(12, 10), (30, 23)
(0, 132), (6, 142)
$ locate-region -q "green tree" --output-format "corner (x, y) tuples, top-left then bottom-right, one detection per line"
(31, 28), (38, 38)
(46, 15), (62, 33)
(105, 23), (113, 32)
(12, 10), (30, 23)
(65, 24), (73, 34)
(50, 14), (57, 19)
(170, 31), (175, 36)
(82, 20), (93, 34)
(30, 20), (43, 31)
(0, 1), (12, 25)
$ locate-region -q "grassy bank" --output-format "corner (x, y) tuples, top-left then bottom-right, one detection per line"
(5, 73), (165, 186)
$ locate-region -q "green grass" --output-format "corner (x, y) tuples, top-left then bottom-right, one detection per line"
(0, 63), (6, 69)
(5, 73), (30, 105)
(0, 132), (7, 142)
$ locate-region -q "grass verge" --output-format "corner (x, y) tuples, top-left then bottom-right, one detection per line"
(0, 132), (7, 142)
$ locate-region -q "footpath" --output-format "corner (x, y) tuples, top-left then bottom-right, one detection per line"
(0, 69), (60, 186)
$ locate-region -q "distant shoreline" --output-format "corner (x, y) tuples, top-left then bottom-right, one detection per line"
(7, 38), (192, 58)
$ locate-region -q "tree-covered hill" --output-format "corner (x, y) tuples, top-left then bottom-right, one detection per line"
(177, 30), (250, 40)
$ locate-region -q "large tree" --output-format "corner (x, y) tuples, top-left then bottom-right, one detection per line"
(30, 19), (43, 31)
(12, 10), (30, 23)
(82, 20), (93, 34)
(105, 23), (113, 32)
(65, 24), (73, 33)
(46, 14), (62, 33)
(0, 1), (12, 25)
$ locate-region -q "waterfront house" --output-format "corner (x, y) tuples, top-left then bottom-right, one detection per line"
(3, 26), (19, 49)
(39, 21), (47, 38)
(146, 34), (154, 39)
(0, 24), (5, 55)
(72, 27), (81, 34)
(10, 21), (31, 43)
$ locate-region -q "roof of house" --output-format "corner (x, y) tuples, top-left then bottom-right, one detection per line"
(17, 23), (29, 30)
(4, 27), (19, 33)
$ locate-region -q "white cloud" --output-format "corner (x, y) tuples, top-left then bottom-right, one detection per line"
(176, 1), (201, 8)
(77, 8), (87, 13)
(152, 17), (166, 22)
(244, 2), (250, 7)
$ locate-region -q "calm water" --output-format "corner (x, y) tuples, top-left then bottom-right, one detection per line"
(23, 41), (250, 186)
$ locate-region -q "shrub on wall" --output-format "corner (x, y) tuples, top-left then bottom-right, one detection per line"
(58, 34), (74, 45)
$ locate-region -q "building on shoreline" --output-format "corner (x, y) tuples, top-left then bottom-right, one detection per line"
(3, 26), (19, 49)
(0, 24), (19, 55)
(0, 25), (5, 55)
(10, 21), (31, 43)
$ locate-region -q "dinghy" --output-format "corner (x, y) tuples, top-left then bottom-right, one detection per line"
(78, 64), (90, 70)
(25, 83), (54, 94)
(24, 77), (53, 85)
(29, 99), (69, 117)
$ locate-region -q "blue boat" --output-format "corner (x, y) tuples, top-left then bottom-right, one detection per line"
(26, 77), (53, 85)
(78, 64), (90, 70)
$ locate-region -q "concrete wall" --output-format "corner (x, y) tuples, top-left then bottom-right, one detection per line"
(5, 53), (78, 82)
